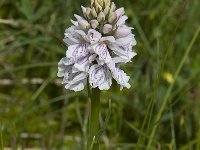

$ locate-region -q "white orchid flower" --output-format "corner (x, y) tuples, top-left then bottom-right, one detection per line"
(58, 1), (137, 91)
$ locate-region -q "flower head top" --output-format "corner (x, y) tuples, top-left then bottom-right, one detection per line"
(58, 0), (137, 91)
(91, 0), (111, 12)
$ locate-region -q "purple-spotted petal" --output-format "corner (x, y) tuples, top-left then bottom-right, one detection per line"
(87, 29), (102, 44)
(65, 78), (87, 91)
(66, 43), (88, 60)
(57, 58), (74, 78)
(116, 34), (136, 46)
(63, 26), (87, 45)
(89, 65), (112, 90)
(69, 72), (88, 84)
(91, 42), (112, 63)
(63, 26), (80, 45)
(73, 55), (90, 72)
(109, 43), (136, 59)
(112, 56), (131, 64)
(109, 33), (136, 58)
(110, 66), (131, 90)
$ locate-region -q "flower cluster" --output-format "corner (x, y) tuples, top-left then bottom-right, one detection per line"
(58, 1), (137, 91)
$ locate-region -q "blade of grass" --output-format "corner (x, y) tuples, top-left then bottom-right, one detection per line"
(95, 99), (112, 142)
(136, 37), (171, 149)
(13, 93), (83, 124)
(31, 78), (52, 101)
(75, 98), (84, 129)
(170, 106), (177, 150)
(0, 62), (57, 76)
(129, 5), (152, 56)
(108, 143), (157, 150)
(83, 105), (89, 150)
(146, 26), (200, 149)
(126, 122), (159, 145)
(179, 139), (198, 150)
(0, 124), (3, 150)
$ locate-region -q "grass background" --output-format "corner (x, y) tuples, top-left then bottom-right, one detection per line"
(0, 0), (200, 149)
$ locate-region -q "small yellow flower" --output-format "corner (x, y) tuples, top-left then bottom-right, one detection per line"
(163, 71), (174, 84)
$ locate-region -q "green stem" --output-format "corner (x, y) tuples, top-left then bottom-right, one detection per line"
(87, 88), (100, 150)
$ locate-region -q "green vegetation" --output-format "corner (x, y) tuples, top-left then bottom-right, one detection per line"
(0, 0), (200, 149)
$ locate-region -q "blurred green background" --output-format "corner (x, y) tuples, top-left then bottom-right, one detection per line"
(0, 0), (200, 149)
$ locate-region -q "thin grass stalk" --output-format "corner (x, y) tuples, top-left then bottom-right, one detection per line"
(146, 26), (200, 149)
(0, 124), (3, 150)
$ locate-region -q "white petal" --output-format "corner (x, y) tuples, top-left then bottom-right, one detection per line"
(57, 58), (74, 77)
(110, 66), (131, 90)
(112, 56), (131, 64)
(87, 29), (102, 44)
(74, 30), (87, 41)
(74, 14), (84, 22)
(89, 53), (97, 62)
(61, 67), (74, 84)
(66, 43), (88, 60)
(115, 8), (125, 17)
(63, 71), (87, 85)
(117, 15), (128, 26)
(57, 60), (65, 77)
(65, 79), (87, 92)
(81, 6), (87, 16)
(111, 51), (137, 64)
(92, 42), (112, 64)
(109, 34), (136, 58)
(74, 14), (90, 29)
(101, 36), (116, 43)
(69, 72), (88, 84)
(71, 20), (79, 26)
(63, 26), (80, 45)
(62, 57), (74, 65)
(73, 55), (90, 72)
(116, 34), (136, 46)
(115, 26), (132, 38)
(89, 65), (112, 90)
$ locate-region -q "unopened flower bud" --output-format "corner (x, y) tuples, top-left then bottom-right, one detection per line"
(97, 12), (105, 22)
(90, 20), (99, 29)
(71, 19), (78, 26)
(79, 20), (90, 29)
(74, 14), (83, 22)
(81, 6), (87, 17)
(103, 24), (113, 34)
(91, 7), (98, 18)
(86, 8), (92, 19)
(74, 15), (90, 29)
(104, 5), (110, 16)
(110, 2), (116, 12)
(91, 0), (111, 12)
(108, 12), (117, 24)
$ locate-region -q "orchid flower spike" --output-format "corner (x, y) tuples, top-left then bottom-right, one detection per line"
(58, 0), (137, 91)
